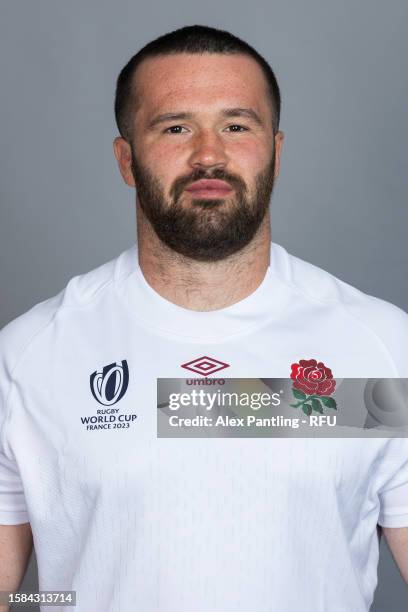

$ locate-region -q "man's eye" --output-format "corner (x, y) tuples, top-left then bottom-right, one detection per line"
(164, 125), (187, 134)
(226, 124), (248, 132)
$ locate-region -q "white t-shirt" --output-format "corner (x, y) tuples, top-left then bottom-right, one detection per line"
(1, 241), (408, 612)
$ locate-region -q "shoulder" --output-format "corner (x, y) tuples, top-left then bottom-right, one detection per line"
(0, 247), (134, 378)
(273, 242), (408, 375)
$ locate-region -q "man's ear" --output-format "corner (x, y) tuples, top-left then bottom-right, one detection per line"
(273, 131), (284, 179)
(113, 137), (136, 187)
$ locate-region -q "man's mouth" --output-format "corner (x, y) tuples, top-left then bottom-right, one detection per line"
(185, 179), (234, 198)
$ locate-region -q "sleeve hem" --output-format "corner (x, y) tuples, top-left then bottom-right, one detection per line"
(0, 509), (30, 525)
(378, 510), (408, 528)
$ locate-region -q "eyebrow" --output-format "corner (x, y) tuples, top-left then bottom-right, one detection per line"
(148, 112), (193, 129)
(147, 107), (264, 129)
(222, 107), (264, 127)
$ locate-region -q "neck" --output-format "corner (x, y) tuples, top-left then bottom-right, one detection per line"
(136, 203), (271, 311)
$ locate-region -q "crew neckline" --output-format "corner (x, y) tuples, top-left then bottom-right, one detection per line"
(115, 241), (291, 341)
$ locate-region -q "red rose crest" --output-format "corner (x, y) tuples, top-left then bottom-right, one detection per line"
(290, 358), (337, 415)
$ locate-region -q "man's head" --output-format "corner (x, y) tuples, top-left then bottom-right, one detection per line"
(113, 25), (284, 261)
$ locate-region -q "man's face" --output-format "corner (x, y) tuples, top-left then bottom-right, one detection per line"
(115, 53), (284, 261)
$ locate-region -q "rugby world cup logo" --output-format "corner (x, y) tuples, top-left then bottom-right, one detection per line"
(90, 360), (129, 406)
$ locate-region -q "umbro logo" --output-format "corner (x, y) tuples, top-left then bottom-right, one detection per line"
(90, 360), (129, 406)
(181, 356), (230, 377)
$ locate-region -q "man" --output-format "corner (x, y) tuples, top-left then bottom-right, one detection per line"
(0, 24), (407, 612)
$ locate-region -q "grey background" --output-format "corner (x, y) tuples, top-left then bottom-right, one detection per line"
(0, 0), (407, 609)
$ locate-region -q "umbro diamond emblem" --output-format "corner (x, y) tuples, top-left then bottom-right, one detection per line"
(181, 356), (230, 377)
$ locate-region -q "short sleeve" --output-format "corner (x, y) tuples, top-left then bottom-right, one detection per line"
(0, 450), (30, 524)
(0, 324), (30, 525)
(378, 439), (408, 528)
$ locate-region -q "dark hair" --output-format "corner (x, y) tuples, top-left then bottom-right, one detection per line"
(114, 24), (281, 140)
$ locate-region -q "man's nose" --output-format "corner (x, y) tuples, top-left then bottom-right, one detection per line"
(188, 130), (228, 170)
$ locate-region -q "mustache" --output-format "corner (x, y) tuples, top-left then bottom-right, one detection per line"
(170, 168), (247, 202)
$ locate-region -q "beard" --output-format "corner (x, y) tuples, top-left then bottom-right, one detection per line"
(130, 147), (276, 262)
